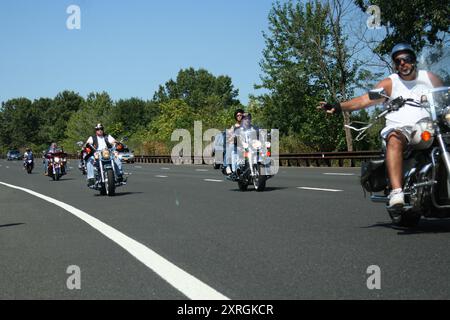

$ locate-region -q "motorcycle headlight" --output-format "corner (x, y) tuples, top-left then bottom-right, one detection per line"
(54, 157), (60, 162)
(102, 149), (111, 160)
(443, 106), (450, 127)
(265, 142), (271, 148)
(242, 142), (249, 149)
(252, 140), (262, 149)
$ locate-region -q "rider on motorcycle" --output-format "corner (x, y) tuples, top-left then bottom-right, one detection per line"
(85, 123), (124, 187)
(23, 148), (33, 168)
(228, 113), (258, 178)
(43, 142), (59, 175)
(319, 43), (444, 208)
(224, 108), (245, 176)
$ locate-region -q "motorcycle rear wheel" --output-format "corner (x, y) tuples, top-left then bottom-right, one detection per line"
(389, 210), (421, 228)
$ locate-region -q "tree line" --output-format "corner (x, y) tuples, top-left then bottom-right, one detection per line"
(1, 0), (448, 155)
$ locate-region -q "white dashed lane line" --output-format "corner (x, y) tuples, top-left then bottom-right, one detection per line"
(323, 173), (355, 176)
(297, 187), (343, 192)
(155, 175), (168, 178)
(204, 179), (223, 183)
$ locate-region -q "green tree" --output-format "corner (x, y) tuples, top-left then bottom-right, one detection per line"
(63, 92), (114, 152)
(111, 98), (159, 137)
(355, 0), (450, 56)
(38, 91), (84, 144)
(153, 68), (240, 110)
(257, 0), (372, 151)
(0, 98), (39, 149)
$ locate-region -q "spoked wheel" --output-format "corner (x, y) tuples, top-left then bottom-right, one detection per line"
(253, 165), (266, 192)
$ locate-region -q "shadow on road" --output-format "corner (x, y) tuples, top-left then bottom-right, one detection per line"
(362, 219), (450, 235)
(229, 186), (290, 192)
(0, 223), (25, 229)
(94, 192), (144, 197)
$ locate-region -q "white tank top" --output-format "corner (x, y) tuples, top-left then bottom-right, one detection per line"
(385, 70), (433, 127)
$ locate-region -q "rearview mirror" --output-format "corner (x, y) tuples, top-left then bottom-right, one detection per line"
(368, 88), (387, 100)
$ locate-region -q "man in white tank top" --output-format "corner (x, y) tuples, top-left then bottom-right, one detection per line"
(319, 43), (443, 208)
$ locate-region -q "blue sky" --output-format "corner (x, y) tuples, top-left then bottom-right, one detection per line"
(0, 0), (278, 105)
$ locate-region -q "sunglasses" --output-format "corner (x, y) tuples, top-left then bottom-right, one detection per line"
(394, 54), (415, 65)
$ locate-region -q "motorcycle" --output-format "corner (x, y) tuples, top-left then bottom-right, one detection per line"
(47, 151), (67, 181)
(76, 141), (87, 175)
(85, 143), (127, 196)
(347, 86), (450, 227)
(227, 127), (274, 191)
(24, 158), (34, 174)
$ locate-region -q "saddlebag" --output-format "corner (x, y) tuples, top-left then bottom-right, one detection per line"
(361, 159), (387, 193)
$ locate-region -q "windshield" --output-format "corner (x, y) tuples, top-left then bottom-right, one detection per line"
(422, 86), (450, 120)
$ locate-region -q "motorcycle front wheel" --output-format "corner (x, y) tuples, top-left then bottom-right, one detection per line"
(253, 165), (266, 192)
(238, 180), (248, 191)
(106, 169), (116, 196)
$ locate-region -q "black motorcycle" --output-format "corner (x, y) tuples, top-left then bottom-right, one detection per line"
(85, 144), (126, 196)
(24, 158), (34, 174)
(349, 86), (450, 227)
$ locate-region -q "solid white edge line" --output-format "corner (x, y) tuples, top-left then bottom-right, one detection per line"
(297, 187), (343, 192)
(0, 181), (229, 300)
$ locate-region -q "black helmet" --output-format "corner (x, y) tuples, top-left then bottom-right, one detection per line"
(391, 43), (416, 61)
(95, 123), (104, 131)
(234, 109), (245, 120)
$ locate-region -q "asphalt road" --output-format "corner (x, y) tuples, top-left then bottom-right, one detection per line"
(1, 159), (450, 300)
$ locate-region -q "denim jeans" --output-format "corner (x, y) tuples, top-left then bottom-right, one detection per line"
(86, 156), (123, 180)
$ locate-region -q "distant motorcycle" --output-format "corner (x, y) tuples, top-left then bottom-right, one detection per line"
(86, 143), (127, 196)
(46, 151), (67, 181)
(227, 127), (274, 191)
(24, 158), (34, 174)
(77, 141), (87, 175)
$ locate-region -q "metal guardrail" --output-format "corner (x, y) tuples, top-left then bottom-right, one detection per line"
(129, 151), (383, 167)
(1, 151), (384, 167)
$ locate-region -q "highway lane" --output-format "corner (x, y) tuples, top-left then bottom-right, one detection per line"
(1, 159), (450, 299)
